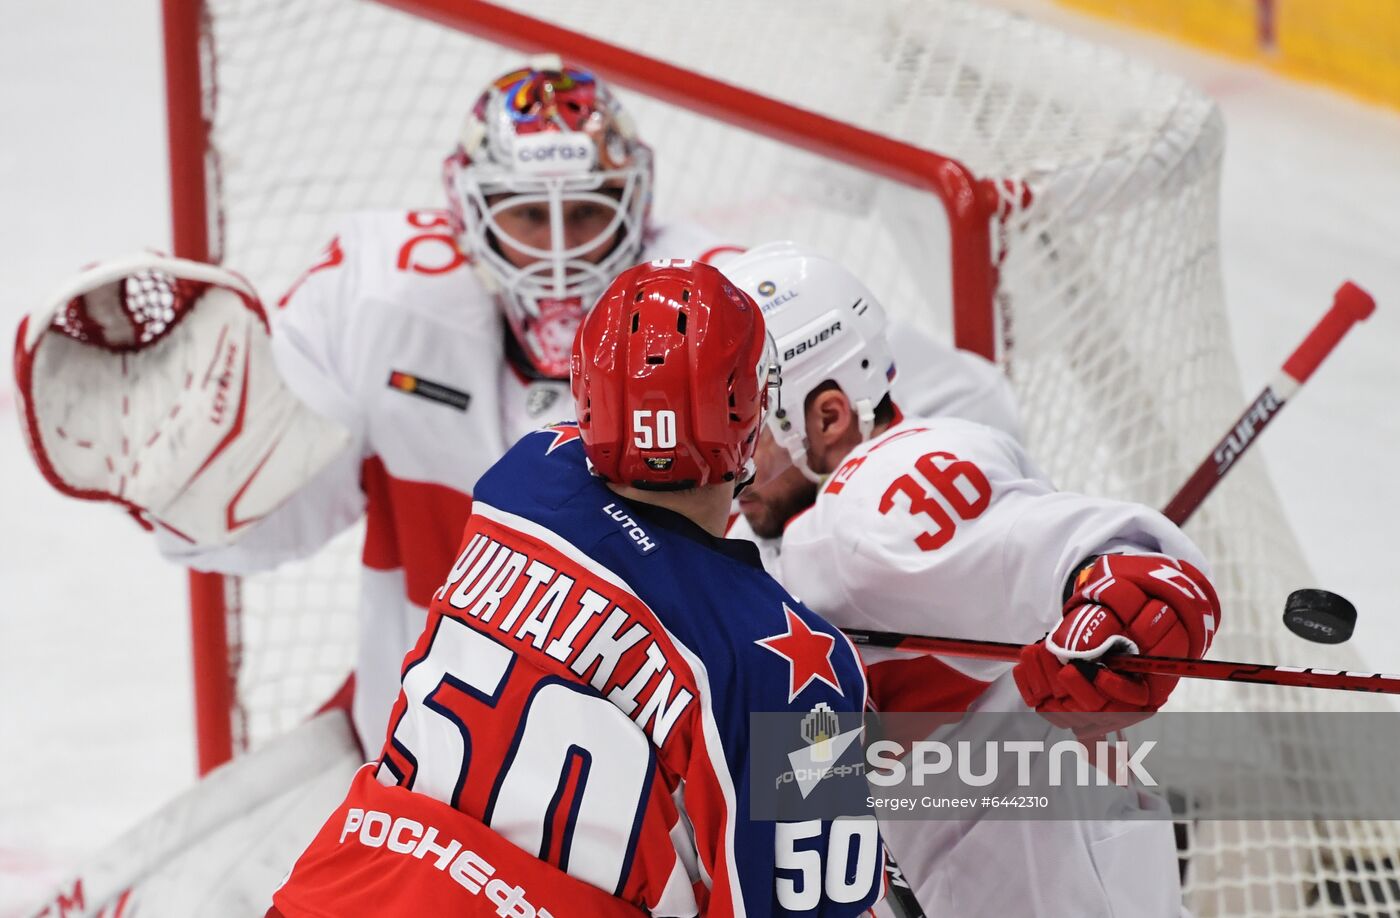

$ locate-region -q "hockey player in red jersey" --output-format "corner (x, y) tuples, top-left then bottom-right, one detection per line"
(14, 58), (1016, 912)
(160, 59), (732, 746)
(16, 59), (1016, 755)
(17, 58), (741, 751)
(270, 259), (883, 917)
(724, 243), (1222, 917)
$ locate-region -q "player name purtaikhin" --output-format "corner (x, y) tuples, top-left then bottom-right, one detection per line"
(432, 519), (694, 747)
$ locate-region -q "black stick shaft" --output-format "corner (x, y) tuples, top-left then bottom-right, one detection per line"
(843, 629), (1400, 695)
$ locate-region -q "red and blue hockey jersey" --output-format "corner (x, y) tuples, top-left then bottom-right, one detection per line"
(272, 425), (882, 917)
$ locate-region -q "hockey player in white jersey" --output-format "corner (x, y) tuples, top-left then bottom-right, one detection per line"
(19, 59), (736, 750)
(724, 243), (1223, 917)
(14, 65), (1021, 913)
(19, 62), (1019, 753)
(725, 241), (1021, 563)
(15, 60), (745, 914)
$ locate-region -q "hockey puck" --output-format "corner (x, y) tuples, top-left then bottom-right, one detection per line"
(1282, 589), (1357, 644)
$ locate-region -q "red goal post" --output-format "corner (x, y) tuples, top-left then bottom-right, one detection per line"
(163, 0), (235, 774)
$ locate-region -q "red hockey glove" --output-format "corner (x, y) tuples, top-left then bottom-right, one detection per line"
(1013, 554), (1220, 722)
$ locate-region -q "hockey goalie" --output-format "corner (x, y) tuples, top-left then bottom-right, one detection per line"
(15, 59), (1017, 916)
(13, 255), (366, 916)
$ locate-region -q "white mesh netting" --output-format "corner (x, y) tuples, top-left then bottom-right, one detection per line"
(189, 0), (1398, 913)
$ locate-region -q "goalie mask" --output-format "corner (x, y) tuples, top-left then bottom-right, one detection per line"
(445, 56), (654, 380)
(723, 242), (896, 481)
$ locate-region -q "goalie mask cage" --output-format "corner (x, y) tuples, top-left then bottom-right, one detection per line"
(165, 0), (1398, 913)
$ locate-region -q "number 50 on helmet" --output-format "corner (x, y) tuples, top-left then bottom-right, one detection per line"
(571, 259), (779, 491)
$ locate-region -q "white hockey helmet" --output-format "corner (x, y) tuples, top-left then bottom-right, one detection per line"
(723, 242), (896, 479)
(443, 55), (653, 378)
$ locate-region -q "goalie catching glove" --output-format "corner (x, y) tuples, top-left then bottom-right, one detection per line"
(1013, 554), (1221, 720)
(13, 254), (350, 547)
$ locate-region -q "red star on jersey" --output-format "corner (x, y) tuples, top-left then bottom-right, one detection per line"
(756, 604), (843, 703)
(540, 422), (583, 454)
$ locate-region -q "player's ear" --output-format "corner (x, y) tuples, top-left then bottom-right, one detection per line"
(805, 387), (858, 472)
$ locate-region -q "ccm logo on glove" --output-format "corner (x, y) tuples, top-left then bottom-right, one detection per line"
(1013, 554), (1221, 723)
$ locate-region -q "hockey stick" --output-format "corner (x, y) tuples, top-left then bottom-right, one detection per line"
(1161, 281), (1375, 526)
(854, 285), (1371, 913)
(842, 629), (1400, 696)
(881, 848), (926, 918)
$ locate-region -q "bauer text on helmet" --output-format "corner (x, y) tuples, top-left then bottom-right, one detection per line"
(444, 57), (654, 379)
(571, 259), (779, 492)
(722, 242), (896, 481)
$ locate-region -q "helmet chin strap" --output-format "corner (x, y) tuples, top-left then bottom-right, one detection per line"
(789, 448), (824, 485)
(771, 395), (876, 485)
(771, 407), (822, 485)
(733, 457), (759, 497)
(855, 397), (877, 441)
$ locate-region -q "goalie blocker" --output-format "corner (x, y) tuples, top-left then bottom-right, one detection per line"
(13, 254), (350, 547)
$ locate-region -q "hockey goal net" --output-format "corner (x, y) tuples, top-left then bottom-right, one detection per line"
(168, 0), (1397, 913)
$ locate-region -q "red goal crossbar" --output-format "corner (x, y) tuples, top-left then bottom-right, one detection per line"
(163, 0), (1007, 772)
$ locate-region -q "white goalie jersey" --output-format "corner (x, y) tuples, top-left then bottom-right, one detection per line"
(155, 208), (740, 746)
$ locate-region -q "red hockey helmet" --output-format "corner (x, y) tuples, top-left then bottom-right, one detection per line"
(572, 259), (778, 490)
